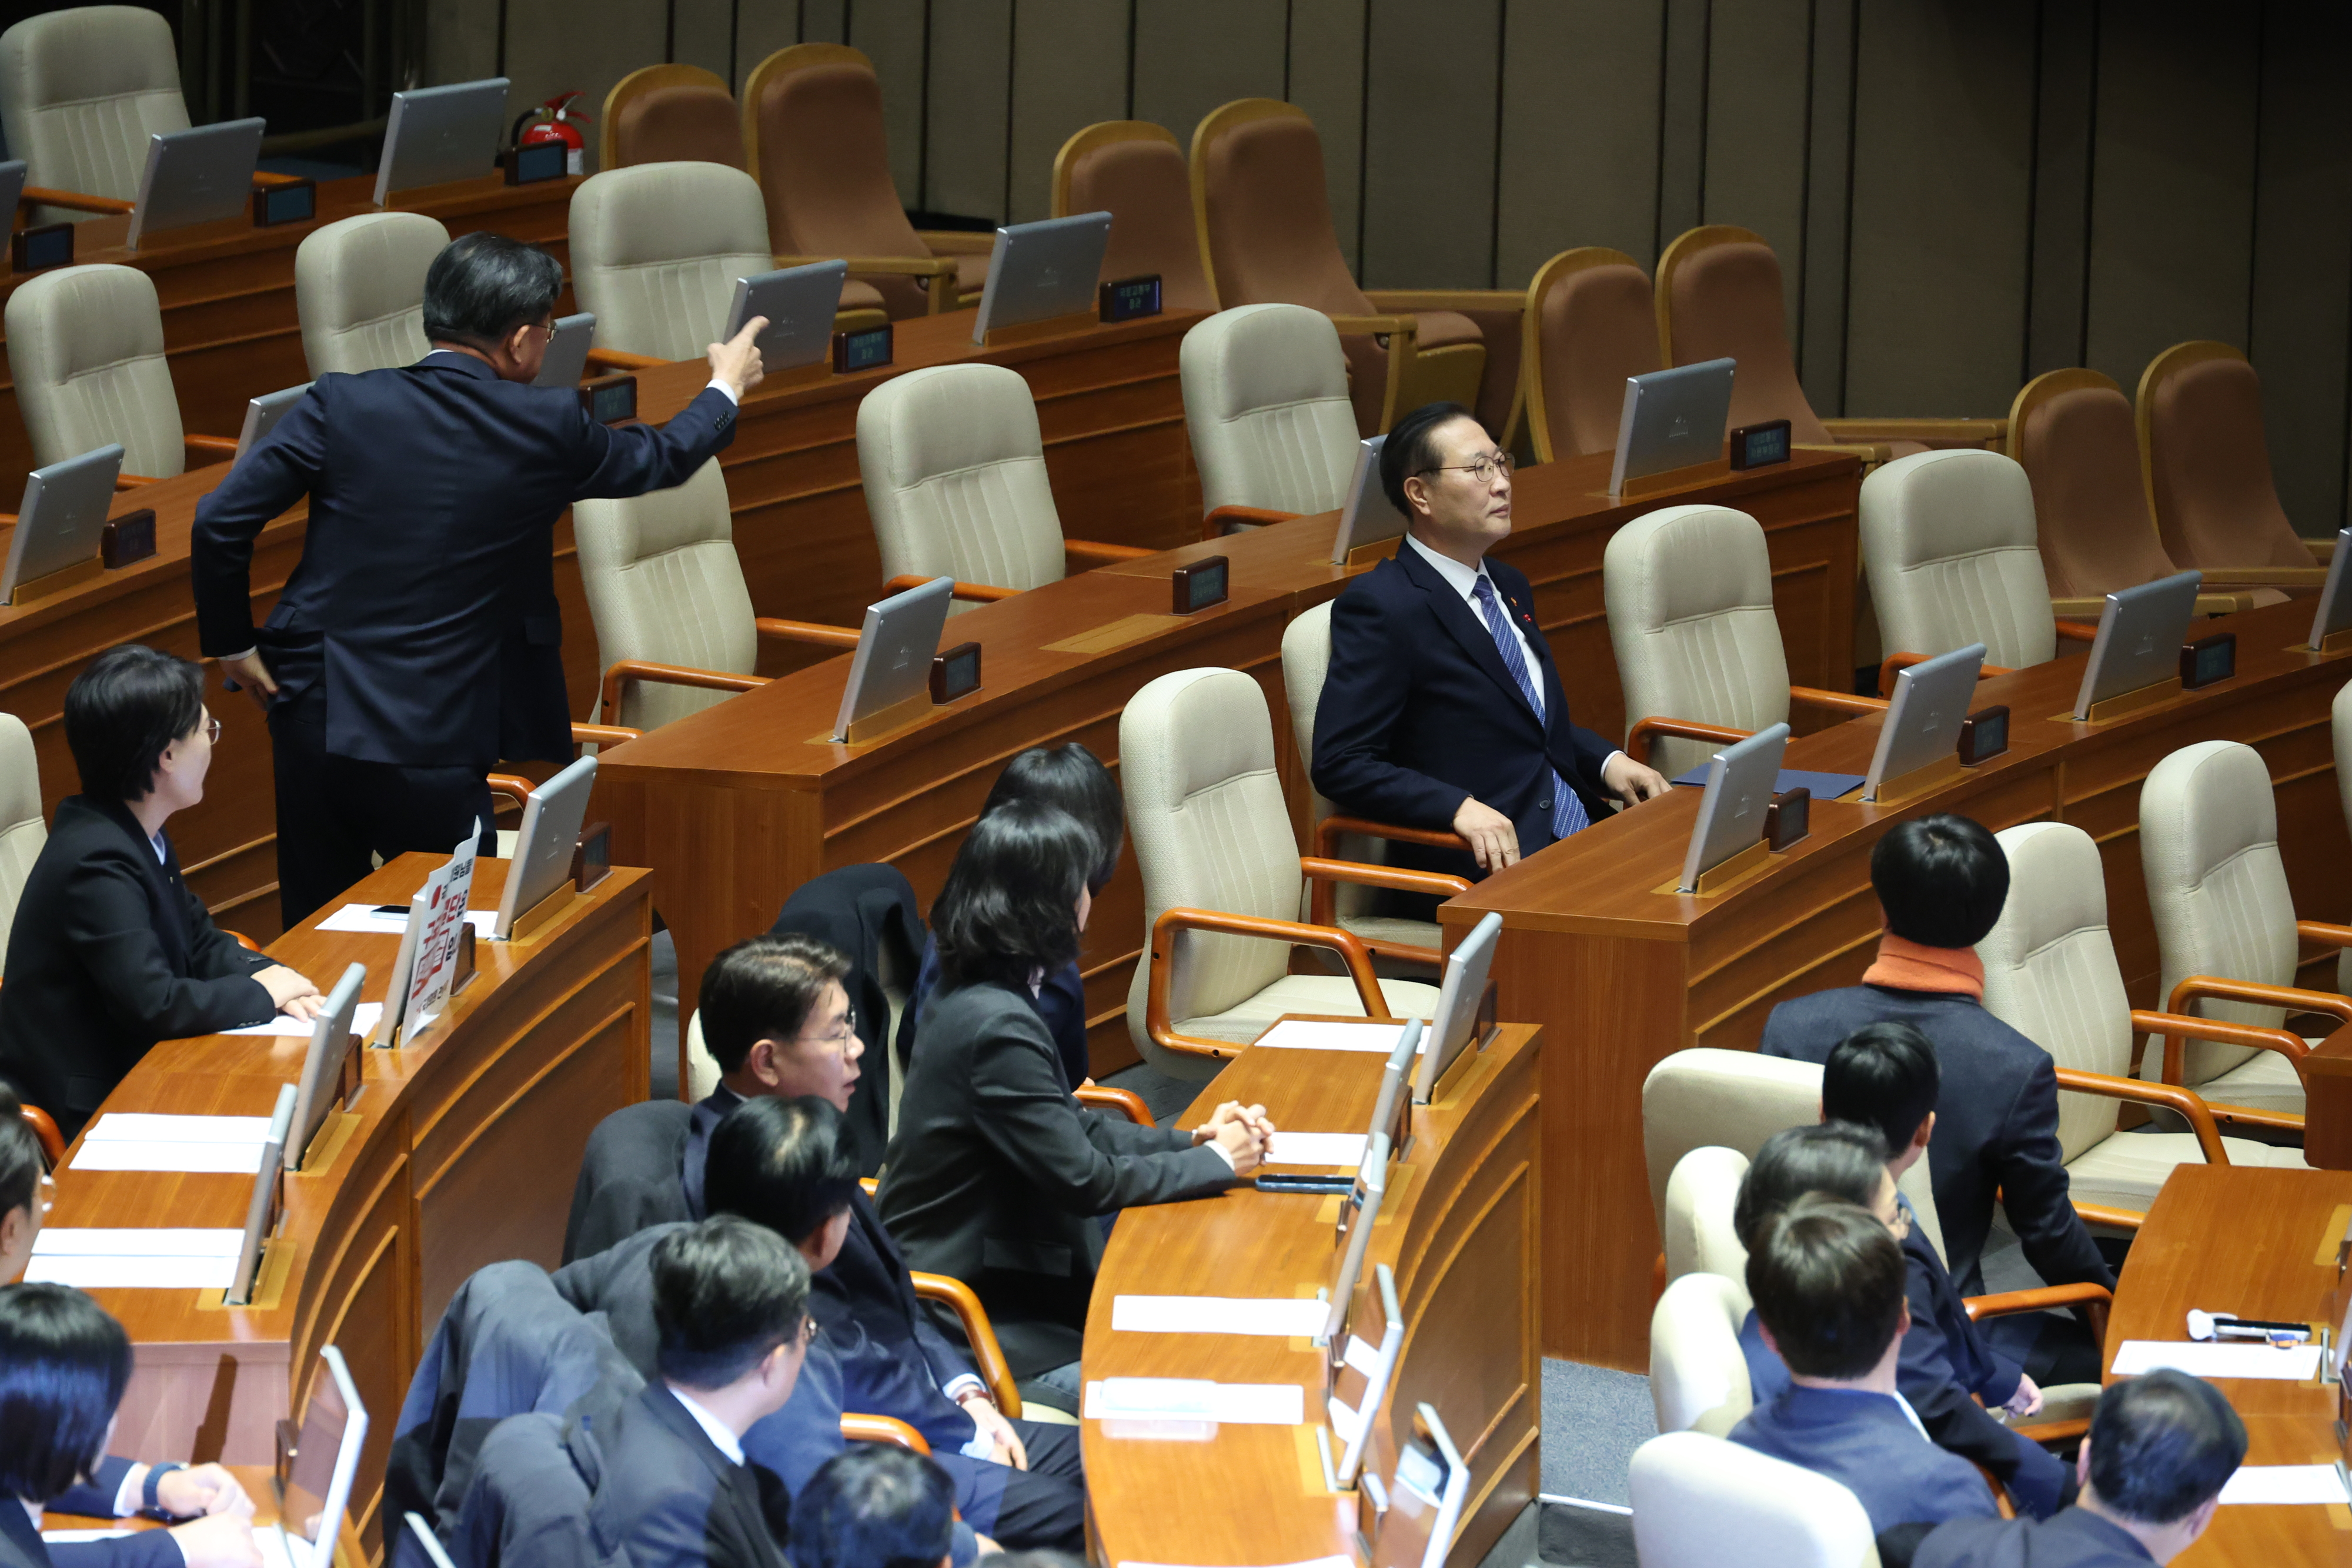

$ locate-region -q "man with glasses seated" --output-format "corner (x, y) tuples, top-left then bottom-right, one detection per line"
(1311, 402), (1668, 885)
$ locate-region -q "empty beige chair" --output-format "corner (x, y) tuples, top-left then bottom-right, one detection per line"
(2137, 342), (2328, 589)
(1661, 1145), (1750, 1284)
(569, 163), (782, 363)
(1977, 821), (2306, 1220)
(1604, 504), (1883, 778)
(2140, 740), (2341, 1123)
(1051, 122), (1212, 312)
(6, 264), (234, 477)
(295, 212), (449, 377)
(1522, 247), (1662, 463)
(1120, 667), (1451, 1078)
(0, 7), (188, 223)
(1180, 304), (1360, 534)
(1649, 1272), (1754, 1437)
(0, 712), (44, 975)
(1629, 1432), (1879, 1568)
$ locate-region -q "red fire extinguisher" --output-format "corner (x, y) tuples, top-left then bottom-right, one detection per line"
(513, 91), (592, 176)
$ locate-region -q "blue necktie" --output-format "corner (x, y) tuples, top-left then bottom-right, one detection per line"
(1472, 574), (1588, 842)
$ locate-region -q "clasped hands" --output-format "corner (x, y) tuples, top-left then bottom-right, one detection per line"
(1451, 751), (1672, 873)
(1192, 1099), (1275, 1176)
(115, 1463), (262, 1568)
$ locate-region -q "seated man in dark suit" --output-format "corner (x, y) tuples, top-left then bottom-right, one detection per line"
(1917, 1371), (2246, 1567)
(1730, 1195), (1999, 1544)
(787, 1446), (956, 1568)
(1759, 815), (2114, 1329)
(1311, 401), (1667, 881)
(584, 1218), (810, 1568)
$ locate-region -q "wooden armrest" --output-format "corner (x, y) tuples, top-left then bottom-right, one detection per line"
(116, 474), (158, 489)
(754, 616), (861, 651)
(1821, 416), (2006, 448)
(909, 1271), (1022, 1417)
(1877, 653), (2014, 699)
(584, 347), (665, 372)
(2012, 1416), (2092, 1447)
(1788, 684), (1889, 717)
(1626, 716), (1752, 767)
(1064, 537), (1155, 565)
(2294, 920), (2352, 952)
(840, 1413), (929, 1453)
(2052, 1066), (2229, 1165)
(597, 658), (766, 726)
(2307, 536), (2336, 564)
(1325, 314), (1418, 339)
(226, 930), (263, 955)
(19, 1105), (62, 1167)
(487, 772), (534, 810)
(1364, 289), (1525, 314)
(2070, 1200), (2144, 1232)
(2194, 591), (2254, 616)
(21, 185), (133, 215)
(571, 721), (642, 748)
(1796, 440), (1895, 466)
(183, 434), (242, 458)
(1965, 1283), (2111, 1345)
(1313, 814), (1470, 856)
(2191, 566), (2330, 589)
(1301, 854), (1471, 950)
(915, 229), (998, 256)
(2130, 1006), (2309, 1092)
(1148, 907), (1387, 1062)
(2165, 976), (2352, 1032)
(2053, 617), (2102, 643)
(784, 253), (959, 278)
(1074, 1084), (1152, 1125)
(1202, 504), (1298, 541)
(882, 573), (1018, 603)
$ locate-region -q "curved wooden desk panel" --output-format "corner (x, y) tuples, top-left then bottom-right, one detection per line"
(45, 855), (652, 1555)
(1082, 1022), (1541, 1568)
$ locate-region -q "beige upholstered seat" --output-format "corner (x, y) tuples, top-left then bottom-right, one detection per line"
(1861, 450), (2065, 669)
(0, 6), (188, 223)
(1977, 822), (2306, 1217)
(1051, 122), (1213, 312)
(1662, 1145), (1750, 1285)
(295, 212), (448, 377)
(1522, 248), (1662, 463)
(1180, 304), (1359, 522)
(1629, 1432), (1879, 1568)
(1648, 1272), (1754, 1437)
(6, 263), (189, 476)
(1120, 667), (1439, 1079)
(0, 713), (44, 977)
(569, 163), (779, 363)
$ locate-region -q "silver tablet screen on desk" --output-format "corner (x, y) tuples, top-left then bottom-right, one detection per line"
(1609, 357), (1735, 496)
(494, 754), (597, 938)
(1679, 722), (1788, 891)
(1412, 911), (1502, 1102)
(1331, 436), (1408, 564)
(0, 444), (125, 602)
(1323, 1131), (1392, 1349)
(833, 576), (954, 742)
(225, 1084), (296, 1306)
(375, 78), (511, 205)
(235, 383), (313, 467)
(1864, 644), (1983, 799)
(971, 212), (1110, 343)
(287, 963), (364, 1174)
(530, 313), (596, 388)
(126, 118), (265, 248)
(2308, 528), (2352, 649)
(724, 262), (848, 373)
(277, 1346), (368, 1568)
(2072, 572), (2200, 720)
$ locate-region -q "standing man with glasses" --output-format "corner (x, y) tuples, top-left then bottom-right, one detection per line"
(1312, 402), (1669, 888)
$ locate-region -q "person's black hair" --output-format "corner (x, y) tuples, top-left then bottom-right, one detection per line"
(650, 1215), (810, 1390)
(0, 1085), (40, 1224)
(1823, 1022), (1940, 1166)
(1731, 1121), (1887, 1253)
(698, 933), (852, 1075)
(930, 798), (1095, 991)
(981, 743), (1124, 895)
(2086, 1369), (2247, 1524)
(0, 1283), (132, 1503)
(1745, 1194), (1906, 1380)
(422, 231), (565, 352)
(789, 1445), (957, 1568)
(1378, 401), (1484, 516)
(1870, 814), (2010, 950)
(62, 644), (204, 803)
(704, 1095), (860, 1247)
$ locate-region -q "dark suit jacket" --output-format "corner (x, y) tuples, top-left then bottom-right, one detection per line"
(0, 1503), (51, 1568)
(767, 865), (925, 1175)
(1760, 985), (2114, 1298)
(877, 981), (1235, 1375)
(906, 934), (1087, 1094)
(584, 1384), (787, 1568)
(191, 355), (736, 769)
(810, 1186), (982, 1455)
(453, 1411), (626, 1568)
(1311, 543), (1616, 882)
(0, 798), (273, 1136)
(1915, 1507), (2160, 1567)
(1729, 1385), (1999, 1536)
(564, 1099), (696, 1264)
(43, 1458), (176, 1568)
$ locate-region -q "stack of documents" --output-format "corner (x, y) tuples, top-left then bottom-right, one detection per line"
(70, 1114), (272, 1174)
(226, 1004), (382, 1039)
(2109, 1340), (2323, 1380)
(1111, 1296), (1329, 1336)
(25, 1229), (245, 1289)
(1083, 1378), (1305, 1425)
(1254, 1021), (1423, 1052)
(1263, 1132), (1368, 1168)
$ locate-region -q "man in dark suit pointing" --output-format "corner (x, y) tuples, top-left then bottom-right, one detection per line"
(1312, 401), (1668, 882)
(191, 232), (767, 925)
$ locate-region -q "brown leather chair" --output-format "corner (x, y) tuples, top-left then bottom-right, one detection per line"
(2136, 341), (2330, 593)
(1190, 98), (1522, 440)
(1050, 121), (1213, 312)
(743, 44), (993, 320)
(1656, 225), (2004, 465)
(2006, 369), (2253, 615)
(602, 63), (744, 169)
(1522, 248), (1662, 463)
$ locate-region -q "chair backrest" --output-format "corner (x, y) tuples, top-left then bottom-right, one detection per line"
(1654, 226), (1830, 444)
(560, 1099), (695, 1265)
(1279, 600), (1387, 923)
(569, 162), (774, 362)
(1603, 504), (1792, 778)
(856, 362), (1067, 593)
(743, 44), (926, 262)
(1977, 821), (2130, 1161)
(0, 712), (44, 977)
(573, 460), (756, 731)
(1662, 1145), (1750, 1285)
(295, 212), (449, 377)
(5, 263), (182, 474)
(602, 63), (743, 170)
(1181, 303), (1359, 519)
(2140, 740), (2294, 1083)
(2007, 368), (2183, 599)
(2137, 342), (2311, 573)
(1053, 121), (1214, 313)
(1860, 449), (2057, 670)
(1648, 1272), (1755, 1437)
(1120, 668), (1303, 1054)
(1190, 99), (1375, 317)
(0, 6), (188, 211)
(1523, 248), (1663, 463)
(1630, 1431), (1880, 1568)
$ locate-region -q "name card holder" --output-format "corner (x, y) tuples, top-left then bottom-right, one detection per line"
(2181, 631), (2236, 690)
(833, 322), (894, 373)
(1764, 788), (1810, 851)
(9, 221), (70, 274)
(1171, 555), (1230, 614)
(578, 373), (637, 425)
(250, 179), (316, 227)
(570, 821), (612, 894)
(1957, 706), (2010, 765)
(499, 142), (568, 185)
(101, 509), (156, 569)
(930, 642), (981, 704)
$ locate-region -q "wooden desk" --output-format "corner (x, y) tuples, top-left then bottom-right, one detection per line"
(1081, 1022), (1541, 1568)
(2103, 1166), (2352, 1564)
(44, 853), (651, 1556)
(1442, 596), (2352, 1369)
(44, 1465), (368, 1568)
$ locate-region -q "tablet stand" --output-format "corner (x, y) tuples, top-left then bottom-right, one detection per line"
(504, 881), (577, 943)
(5, 553), (101, 606)
(983, 309), (1095, 348)
(2056, 676), (2183, 726)
(1602, 456), (1733, 502)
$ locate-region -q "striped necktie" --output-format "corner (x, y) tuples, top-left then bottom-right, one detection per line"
(1471, 574), (1589, 841)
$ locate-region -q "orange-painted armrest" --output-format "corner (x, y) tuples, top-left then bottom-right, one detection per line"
(19, 1105), (62, 1166)
(840, 1413), (930, 1453)
(1300, 855), (1469, 968)
(2070, 1200), (2144, 1232)
(2166, 976), (2352, 1032)
(754, 616), (861, 651)
(1788, 685), (1889, 716)
(1074, 1084), (1152, 1125)
(1147, 907), (1387, 1062)
(2131, 1005), (2310, 1092)
(1202, 504), (1299, 541)
(2053, 619), (2101, 644)
(21, 186), (132, 215)
(2052, 1066), (2229, 1165)
(1313, 814), (1470, 855)
(116, 475), (158, 489)
(183, 434), (242, 459)
(584, 347), (666, 372)
(226, 930), (263, 955)
(883, 573), (1018, 603)
(1965, 1282), (2111, 1345)
(1627, 716), (1752, 767)
(908, 1271), (1022, 1417)
(571, 721), (643, 748)
(2295, 920), (2352, 952)
(597, 658), (766, 726)
(487, 773), (534, 810)
(1064, 537), (1155, 565)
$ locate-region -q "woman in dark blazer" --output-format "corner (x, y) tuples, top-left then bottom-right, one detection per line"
(0, 1285), (161, 1568)
(0, 646), (322, 1139)
(876, 799), (1272, 1387)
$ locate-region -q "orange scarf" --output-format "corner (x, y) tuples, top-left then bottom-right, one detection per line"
(1861, 933), (1984, 999)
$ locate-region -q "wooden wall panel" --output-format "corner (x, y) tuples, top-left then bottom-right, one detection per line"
(2026, 1), (2098, 378)
(924, 0), (1016, 222)
(1496, 0), (1666, 283)
(1360, 0), (1502, 290)
(670, 0), (734, 83)
(732, 3), (804, 99)
(848, 0), (931, 209)
(1794, 0), (1855, 414)
(1131, 0), (1289, 191)
(1284, 0), (1368, 274)
(1699, 0), (1812, 342)
(801, 0), (850, 46)
(1008, 0), (1131, 222)
(1655, 0), (1710, 254)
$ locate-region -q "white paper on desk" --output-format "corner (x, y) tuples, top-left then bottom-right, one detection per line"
(2110, 1340), (2323, 1380)
(1253, 1019), (1425, 1053)
(224, 1002), (383, 1039)
(1112, 1295), (1329, 1338)
(2217, 1465), (2351, 1505)
(42, 1532), (136, 1544)
(1121, 1557), (1354, 1568)
(31, 1228), (243, 1256)
(71, 1139), (265, 1174)
(25, 1228), (242, 1289)
(1084, 1379), (1305, 1426)
(316, 904), (494, 937)
(1264, 1132), (1369, 1168)
(85, 1114), (274, 1143)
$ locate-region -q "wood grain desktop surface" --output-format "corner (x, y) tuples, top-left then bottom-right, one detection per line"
(44, 1463), (368, 1568)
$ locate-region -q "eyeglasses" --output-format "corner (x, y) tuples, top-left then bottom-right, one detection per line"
(1419, 452), (1515, 486)
(203, 717), (222, 745)
(1884, 1202), (1912, 1241)
(36, 1172), (54, 1216)
(800, 1003), (858, 1052)
(799, 1316), (821, 1347)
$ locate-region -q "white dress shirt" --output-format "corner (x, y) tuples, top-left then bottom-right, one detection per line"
(666, 1384), (746, 1466)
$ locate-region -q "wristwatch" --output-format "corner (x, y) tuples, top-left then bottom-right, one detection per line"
(141, 1462), (187, 1520)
